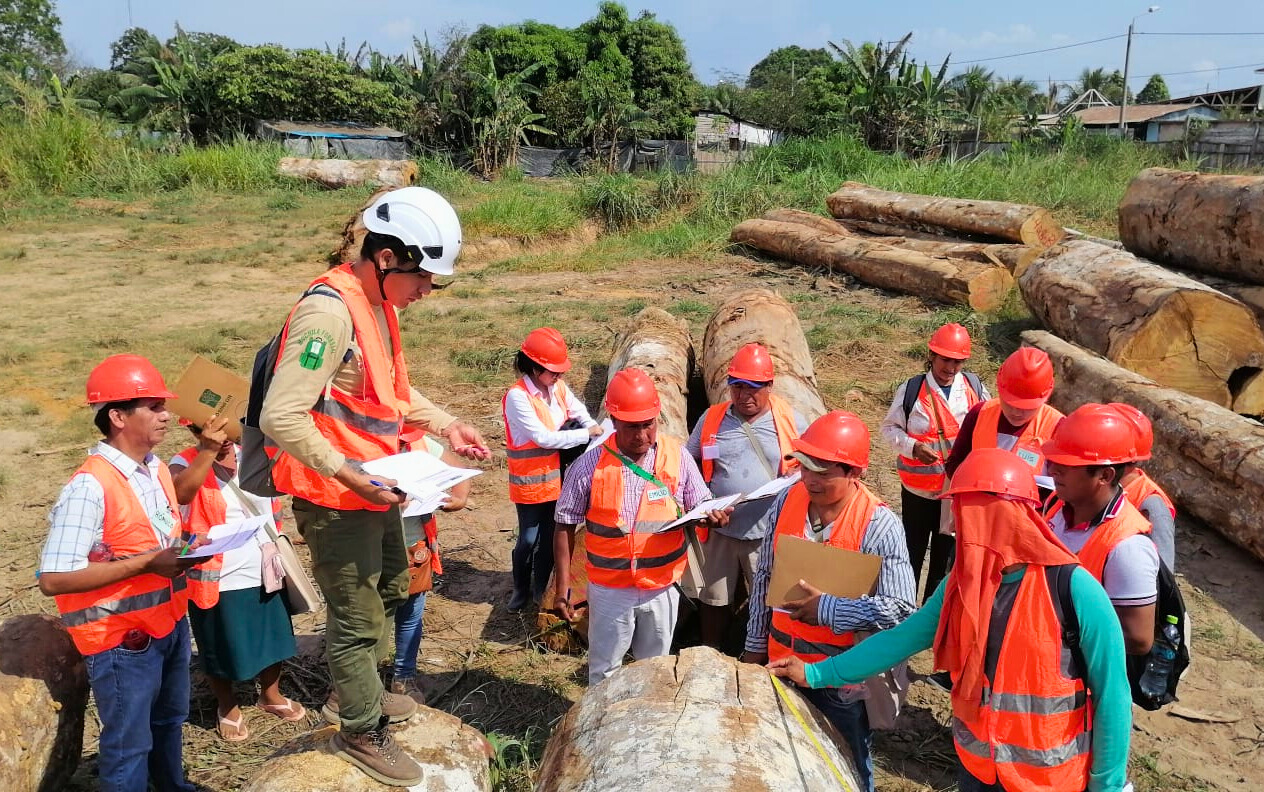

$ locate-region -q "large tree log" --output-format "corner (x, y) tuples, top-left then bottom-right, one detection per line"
(243, 708), (491, 792)
(535, 647), (865, 792)
(1022, 331), (1264, 564)
(700, 288), (826, 420)
(0, 615), (88, 792)
(1019, 240), (1264, 411)
(826, 181), (1066, 248)
(731, 218), (1014, 311)
(332, 187), (390, 263)
(278, 157), (418, 190)
(761, 208), (853, 236)
(1118, 167), (1264, 285)
(1170, 268), (1264, 327)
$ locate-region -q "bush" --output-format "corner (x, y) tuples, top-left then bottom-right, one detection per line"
(578, 172), (658, 230)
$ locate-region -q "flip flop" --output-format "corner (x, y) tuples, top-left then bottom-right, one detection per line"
(258, 697), (307, 722)
(217, 710), (250, 743)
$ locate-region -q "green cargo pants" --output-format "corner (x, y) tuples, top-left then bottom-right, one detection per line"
(293, 498), (409, 734)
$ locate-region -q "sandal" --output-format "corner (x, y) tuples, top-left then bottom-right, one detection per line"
(217, 710), (250, 743)
(258, 697), (307, 722)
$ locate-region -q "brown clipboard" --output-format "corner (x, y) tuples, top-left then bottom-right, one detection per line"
(766, 534), (882, 607)
(167, 355), (250, 441)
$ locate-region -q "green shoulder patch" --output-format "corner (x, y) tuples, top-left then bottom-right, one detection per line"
(299, 335), (329, 370)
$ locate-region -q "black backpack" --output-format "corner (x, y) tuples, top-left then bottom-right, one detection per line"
(901, 371), (985, 420)
(238, 284), (345, 497)
(1056, 558), (1188, 711)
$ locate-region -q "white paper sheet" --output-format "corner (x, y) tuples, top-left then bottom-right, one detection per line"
(1034, 475), (1055, 491)
(362, 452), (482, 508)
(663, 493), (744, 530)
(402, 494), (449, 518)
(182, 515), (270, 559)
(586, 418), (614, 450)
(739, 472), (801, 502)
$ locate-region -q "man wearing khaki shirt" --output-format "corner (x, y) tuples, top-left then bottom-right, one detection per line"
(260, 187), (488, 787)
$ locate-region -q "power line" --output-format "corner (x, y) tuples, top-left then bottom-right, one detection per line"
(950, 34), (1126, 65)
(1049, 62), (1264, 83)
(1137, 31), (1264, 37)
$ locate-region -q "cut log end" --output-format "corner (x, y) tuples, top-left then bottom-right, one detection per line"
(1231, 368), (1264, 417)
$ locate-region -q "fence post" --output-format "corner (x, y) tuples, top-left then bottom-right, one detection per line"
(1252, 123), (1261, 169)
(1218, 143), (1226, 171)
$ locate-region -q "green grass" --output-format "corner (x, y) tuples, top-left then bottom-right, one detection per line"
(459, 181), (585, 241)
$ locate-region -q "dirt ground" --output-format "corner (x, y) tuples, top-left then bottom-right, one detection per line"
(0, 189), (1260, 791)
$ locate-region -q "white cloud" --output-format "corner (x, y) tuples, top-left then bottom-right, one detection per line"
(921, 23), (1037, 51)
(381, 17), (415, 39)
(1190, 59), (1218, 73)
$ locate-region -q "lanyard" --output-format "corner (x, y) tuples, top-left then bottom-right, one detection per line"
(606, 446), (683, 518)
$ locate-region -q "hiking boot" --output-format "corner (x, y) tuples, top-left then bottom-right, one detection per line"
(389, 676), (427, 707)
(329, 721), (423, 787)
(507, 589), (530, 612)
(321, 689), (418, 726)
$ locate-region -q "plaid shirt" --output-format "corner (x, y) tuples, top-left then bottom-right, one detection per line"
(555, 440), (712, 529)
(40, 442), (175, 574)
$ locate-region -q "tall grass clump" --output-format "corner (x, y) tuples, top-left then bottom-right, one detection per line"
(578, 172), (659, 230)
(461, 180), (585, 241)
(416, 154), (476, 196)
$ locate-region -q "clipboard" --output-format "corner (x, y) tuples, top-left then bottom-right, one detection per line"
(766, 534), (882, 608)
(168, 355), (250, 442)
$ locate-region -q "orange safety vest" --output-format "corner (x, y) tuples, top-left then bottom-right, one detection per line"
(584, 436), (688, 590)
(1122, 471), (1175, 520)
(271, 264), (411, 511)
(53, 455), (189, 656)
(952, 567), (1091, 791)
(1046, 495), (1153, 583)
(502, 378), (566, 504)
(767, 482), (882, 664)
(897, 375), (982, 493)
(971, 400), (1063, 473)
(175, 447), (283, 609)
(697, 395), (799, 483)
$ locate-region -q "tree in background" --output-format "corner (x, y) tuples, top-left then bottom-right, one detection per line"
(465, 53), (552, 176)
(747, 45), (832, 90)
(1136, 74), (1170, 104)
(624, 10), (695, 138)
(1072, 67), (1131, 105)
(109, 26), (158, 71)
(0, 0), (65, 80)
(111, 28), (227, 141)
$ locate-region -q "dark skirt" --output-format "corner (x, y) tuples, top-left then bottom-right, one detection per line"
(189, 586), (296, 681)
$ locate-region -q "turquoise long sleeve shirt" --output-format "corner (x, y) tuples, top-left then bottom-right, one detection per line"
(804, 566), (1131, 792)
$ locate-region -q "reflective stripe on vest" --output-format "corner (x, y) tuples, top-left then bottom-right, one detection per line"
(270, 264), (410, 511)
(698, 395), (799, 483)
(53, 455), (187, 655)
(1123, 472), (1176, 520)
(897, 375), (980, 494)
(583, 437), (686, 590)
(971, 400), (1063, 473)
(175, 446), (225, 609)
(503, 379), (565, 504)
(952, 568), (1090, 791)
(1046, 495), (1152, 584)
(767, 482), (882, 664)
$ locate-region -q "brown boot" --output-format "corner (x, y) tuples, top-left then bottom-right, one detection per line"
(329, 722), (423, 787)
(389, 676), (427, 707)
(321, 689), (418, 725)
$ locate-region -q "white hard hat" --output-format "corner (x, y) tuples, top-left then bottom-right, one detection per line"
(362, 186), (462, 276)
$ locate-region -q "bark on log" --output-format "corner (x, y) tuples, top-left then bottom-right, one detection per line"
(700, 288), (826, 420)
(243, 708), (491, 792)
(0, 615), (88, 792)
(1018, 240), (1264, 410)
(826, 181), (1066, 248)
(278, 158), (418, 190)
(837, 218), (986, 243)
(731, 218), (1014, 311)
(535, 646), (865, 792)
(761, 208), (852, 236)
(333, 187), (390, 264)
(1022, 330), (1264, 564)
(1118, 167), (1264, 285)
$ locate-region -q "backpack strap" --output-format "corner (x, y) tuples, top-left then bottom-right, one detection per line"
(1051, 563), (1087, 681)
(901, 374), (926, 421)
(963, 371), (984, 399)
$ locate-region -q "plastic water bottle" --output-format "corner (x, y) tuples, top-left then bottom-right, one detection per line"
(1139, 614), (1181, 701)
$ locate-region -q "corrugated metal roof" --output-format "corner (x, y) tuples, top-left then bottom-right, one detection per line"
(1069, 104), (1204, 126)
(258, 120), (405, 139)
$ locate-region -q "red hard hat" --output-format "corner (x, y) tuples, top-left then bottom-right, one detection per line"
(521, 327), (571, 373)
(1107, 402), (1153, 460)
(928, 323), (972, 359)
(997, 347), (1054, 409)
(85, 354), (176, 405)
(789, 410), (870, 468)
(939, 447), (1040, 504)
(728, 343), (775, 382)
(399, 426), (427, 446)
(1042, 403), (1142, 466)
(605, 368), (661, 422)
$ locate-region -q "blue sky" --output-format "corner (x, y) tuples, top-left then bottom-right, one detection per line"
(57, 1), (1264, 98)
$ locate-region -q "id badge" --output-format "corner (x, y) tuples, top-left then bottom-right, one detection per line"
(1016, 447), (1041, 469)
(647, 486), (670, 502)
(151, 508), (177, 535)
(701, 442), (719, 461)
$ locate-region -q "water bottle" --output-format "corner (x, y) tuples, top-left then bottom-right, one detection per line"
(1139, 614), (1181, 701)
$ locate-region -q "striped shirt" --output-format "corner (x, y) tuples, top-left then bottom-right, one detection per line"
(40, 442), (177, 574)
(555, 440), (712, 530)
(745, 487), (917, 653)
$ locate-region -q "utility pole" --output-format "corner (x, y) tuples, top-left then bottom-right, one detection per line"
(1119, 6), (1161, 135)
(127, 0), (133, 27)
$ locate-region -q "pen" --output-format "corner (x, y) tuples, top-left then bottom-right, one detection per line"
(370, 480), (406, 495)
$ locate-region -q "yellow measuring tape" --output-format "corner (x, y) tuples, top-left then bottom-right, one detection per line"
(769, 673), (855, 792)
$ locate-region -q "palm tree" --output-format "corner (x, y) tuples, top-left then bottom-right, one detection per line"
(465, 54), (553, 177)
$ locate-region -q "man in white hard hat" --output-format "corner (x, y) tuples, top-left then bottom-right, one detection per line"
(260, 187), (489, 786)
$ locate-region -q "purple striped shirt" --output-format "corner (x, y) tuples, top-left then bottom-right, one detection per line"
(555, 440), (712, 529)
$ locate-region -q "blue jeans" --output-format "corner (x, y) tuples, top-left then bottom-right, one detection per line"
(802, 687), (874, 792)
(84, 617), (194, 792)
(512, 501), (557, 600)
(392, 592), (428, 680)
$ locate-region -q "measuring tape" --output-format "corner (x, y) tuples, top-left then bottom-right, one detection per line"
(769, 673), (855, 792)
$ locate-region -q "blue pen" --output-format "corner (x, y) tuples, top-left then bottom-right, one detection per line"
(370, 480), (406, 495)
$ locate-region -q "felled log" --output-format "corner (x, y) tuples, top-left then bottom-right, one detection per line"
(1118, 167), (1264, 285)
(731, 218), (1014, 311)
(700, 288), (826, 420)
(242, 708), (491, 792)
(535, 647), (864, 792)
(332, 187), (389, 263)
(1022, 331), (1264, 563)
(0, 615), (88, 792)
(761, 208), (852, 236)
(1019, 240), (1264, 411)
(279, 157), (418, 190)
(826, 181), (1066, 248)
(1171, 269), (1264, 327)
(601, 307), (694, 440)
